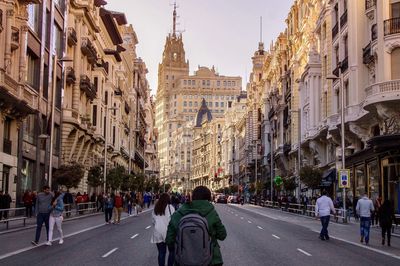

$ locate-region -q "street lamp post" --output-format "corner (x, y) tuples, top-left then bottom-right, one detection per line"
(252, 140), (260, 195)
(103, 106), (117, 193)
(290, 109), (302, 198)
(327, 64), (347, 222)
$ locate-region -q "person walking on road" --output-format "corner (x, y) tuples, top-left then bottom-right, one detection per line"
(151, 193), (175, 266)
(379, 199), (395, 246)
(113, 192), (123, 224)
(166, 186), (227, 266)
(315, 190), (335, 241)
(104, 193), (114, 224)
(32, 185), (53, 246)
(47, 191), (65, 245)
(356, 193), (374, 245)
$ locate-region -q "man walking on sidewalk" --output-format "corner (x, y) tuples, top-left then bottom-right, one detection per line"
(356, 192), (374, 245)
(315, 190), (335, 240)
(32, 186), (53, 246)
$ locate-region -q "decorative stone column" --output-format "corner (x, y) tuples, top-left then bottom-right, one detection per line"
(72, 17), (82, 111)
(5, 9), (14, 74)
(19, 25), (29, 82)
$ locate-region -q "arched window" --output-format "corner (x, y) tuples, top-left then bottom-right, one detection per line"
(391, 48), (400, 79)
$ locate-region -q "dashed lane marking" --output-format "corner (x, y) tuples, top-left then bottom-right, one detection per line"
(272, 234), (280, 239)
(248, 221), (252, 224)
(297, 248), (312, 256)
(235, 214), (238, 216)
(145, 226), (151, 229)
(102, 248), (118, 258)
(257, 226), (264, 230)
(131, 234), (139, 239)
(240, 217), (244, 219)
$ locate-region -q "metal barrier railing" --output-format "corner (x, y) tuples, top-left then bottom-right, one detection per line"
(249, 199), (348, 223)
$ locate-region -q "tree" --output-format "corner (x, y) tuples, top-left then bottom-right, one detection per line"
(106, 166), (125, 190)
(300, 165), (322, 193)
(145, 176), (160, 192)
(121, 173), (136, 191)
(87, 165), (103, 188)
(283, 176), (296, 192)
(53, 163), (84, 189)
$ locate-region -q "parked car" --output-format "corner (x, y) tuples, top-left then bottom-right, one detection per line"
(216, 194), (228, 204)
(227, 195), (239, 204)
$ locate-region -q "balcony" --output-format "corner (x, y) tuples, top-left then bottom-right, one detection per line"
(340, 9), (348, 28)
(371, 24), (377, 41)
(332, 23), (339, 39)
(363, 42), (374, 65)
(80, 75), (96, 101)
(95, 59), (109, 74)
(66, 66), (76, 85)
(67, 27), (77, 46)
(81, 37), (97, 65)
(3, 139), (11, 154)
(11, 26), (19, 51)
(384, 18), (400, 36)
(364, 80), (400, 109)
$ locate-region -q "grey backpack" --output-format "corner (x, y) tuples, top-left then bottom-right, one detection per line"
(175, 210), (213, 266)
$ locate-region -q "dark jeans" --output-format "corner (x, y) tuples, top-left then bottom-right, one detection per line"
(156, 242), (174, 266)
(382, 225), (391, 241)
(320, 215), (330, 239)
(127, 204), (132, 215)
(0, 210), (9, 220)
(35, 212), (50, 242)
(105, 208), (113, 223)
(360, 217), (371, 243)
(25, 205), (33, 218)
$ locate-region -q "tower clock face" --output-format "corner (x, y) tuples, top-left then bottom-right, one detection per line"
(173, 52), (178, 61)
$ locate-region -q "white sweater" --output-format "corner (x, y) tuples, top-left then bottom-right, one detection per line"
(151, 204), (175, 244)
(315, 196), (335, 217)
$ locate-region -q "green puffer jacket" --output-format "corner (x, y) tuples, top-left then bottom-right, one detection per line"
(166, 200), (227, 266)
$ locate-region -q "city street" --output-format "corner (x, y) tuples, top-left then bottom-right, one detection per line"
(1, 204), (399, 266)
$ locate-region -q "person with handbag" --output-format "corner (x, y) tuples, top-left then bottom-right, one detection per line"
(151, 193), (175, 266)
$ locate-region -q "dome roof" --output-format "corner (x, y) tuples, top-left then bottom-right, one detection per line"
(195, 98), (212, 127)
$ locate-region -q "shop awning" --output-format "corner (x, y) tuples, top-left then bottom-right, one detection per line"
(321, 168), (336, 187)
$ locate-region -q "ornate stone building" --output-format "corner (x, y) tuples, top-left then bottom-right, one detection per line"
(155, 5), (242, 184)
(0, 0), (66, 202)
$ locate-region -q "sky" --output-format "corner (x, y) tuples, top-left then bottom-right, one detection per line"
(106, 0), (294, 95)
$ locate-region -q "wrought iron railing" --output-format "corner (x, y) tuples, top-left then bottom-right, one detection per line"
(384, 18), (400, 36)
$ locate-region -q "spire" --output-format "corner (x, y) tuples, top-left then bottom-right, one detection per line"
(258, 16), (264, 52)
(173, 1), (177, 37)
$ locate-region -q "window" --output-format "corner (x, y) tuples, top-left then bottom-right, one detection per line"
(184, 80), (187, 85)
(228, 81), (231, 86)
(183, 101), (187, 107)
(188, 80), (191, 85)
(207, 80), (210, 86)
(23, 114), (36, 145)
(174, 102), (177, 107)
(166, 75), (169, 80)
(53, 24), (63, 59)
(209, 102), (213, 107)
(223, 81), (226, 87)
(26, 49), (40, 91)
(92, 105), (97, 126)
(344, 35), (348, 58)
(344, 81), (349, 107)
(202, 80), (206, 86)
(184, 109), (187, 112)
(189, 101), (192, 107)
(56, 77), (62, 109)
(215, 102), (219, 107)
(194, 102), (198, 107)
(217, 81), (220, 86)
(53, 125), (60, 156)
(28, 4), (40, 34)
(391, 2), (400, 18)
(334, 46), (339, 67)
(391, 48), (400, 79)
(221, 102), (224, 107)
(43, 64), (49, 99)
(232, 81), (236, 86)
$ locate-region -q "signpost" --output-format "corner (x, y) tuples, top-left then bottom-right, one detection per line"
(338, 169), (350, 188)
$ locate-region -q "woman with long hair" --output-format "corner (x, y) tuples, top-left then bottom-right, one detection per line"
(47, 190), (65, 245)
(151, 193), (175, 266)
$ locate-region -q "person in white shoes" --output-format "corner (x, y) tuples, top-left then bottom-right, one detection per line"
(47, 191), (65, 245)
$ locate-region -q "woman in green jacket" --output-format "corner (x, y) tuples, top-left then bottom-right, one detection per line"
(166, 186), (227, 266)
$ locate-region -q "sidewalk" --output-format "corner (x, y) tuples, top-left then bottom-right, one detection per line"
(231, 204), (400, 257)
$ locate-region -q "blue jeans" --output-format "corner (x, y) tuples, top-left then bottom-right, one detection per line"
(105, 208), (113, 223)
(127, 204), (132, 215)
(35, 212), (50, 242)
(156, 242), (174, 266)
(320, 215), (330, 239)
(360, 217), (371, 243)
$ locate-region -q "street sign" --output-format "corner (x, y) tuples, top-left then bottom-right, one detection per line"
(338, 169), (350, 188)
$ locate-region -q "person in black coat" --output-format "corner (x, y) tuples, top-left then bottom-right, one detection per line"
(379, 199), (396, 246)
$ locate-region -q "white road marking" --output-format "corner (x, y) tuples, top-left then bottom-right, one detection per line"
(0, 208), (154, 261)
(248, 220), (252, 224)
(272, 234), (280, 239)
(240, 217), (244, 219)
(102, 248), (118, 258)
(131, 234), (139, 239)
(297, 248), (312, 256)
(235, 214), (238, 216)
(257, 226), (264, 230)
(145, 225), (151, 229)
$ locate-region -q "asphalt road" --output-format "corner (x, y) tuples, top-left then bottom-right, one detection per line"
(1, 204), (399, 266)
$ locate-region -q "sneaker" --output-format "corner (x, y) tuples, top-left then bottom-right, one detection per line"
(59, 239), (64, 245)
(360, 236), (364, 243)
(319, 236), (325, 241)
(31, 241), (39, 246)
(45, 241), (52, 246)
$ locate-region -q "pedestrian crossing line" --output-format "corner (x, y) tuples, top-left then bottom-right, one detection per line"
(272, 234), (280, 239)
(257, 226), (264, 230)
(297, 248), (312, 257)
(248, 220), (252, 224)
(145, 225), (151, 229)
(102, 248), (118, 258)
(131, 234), (139, 239)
